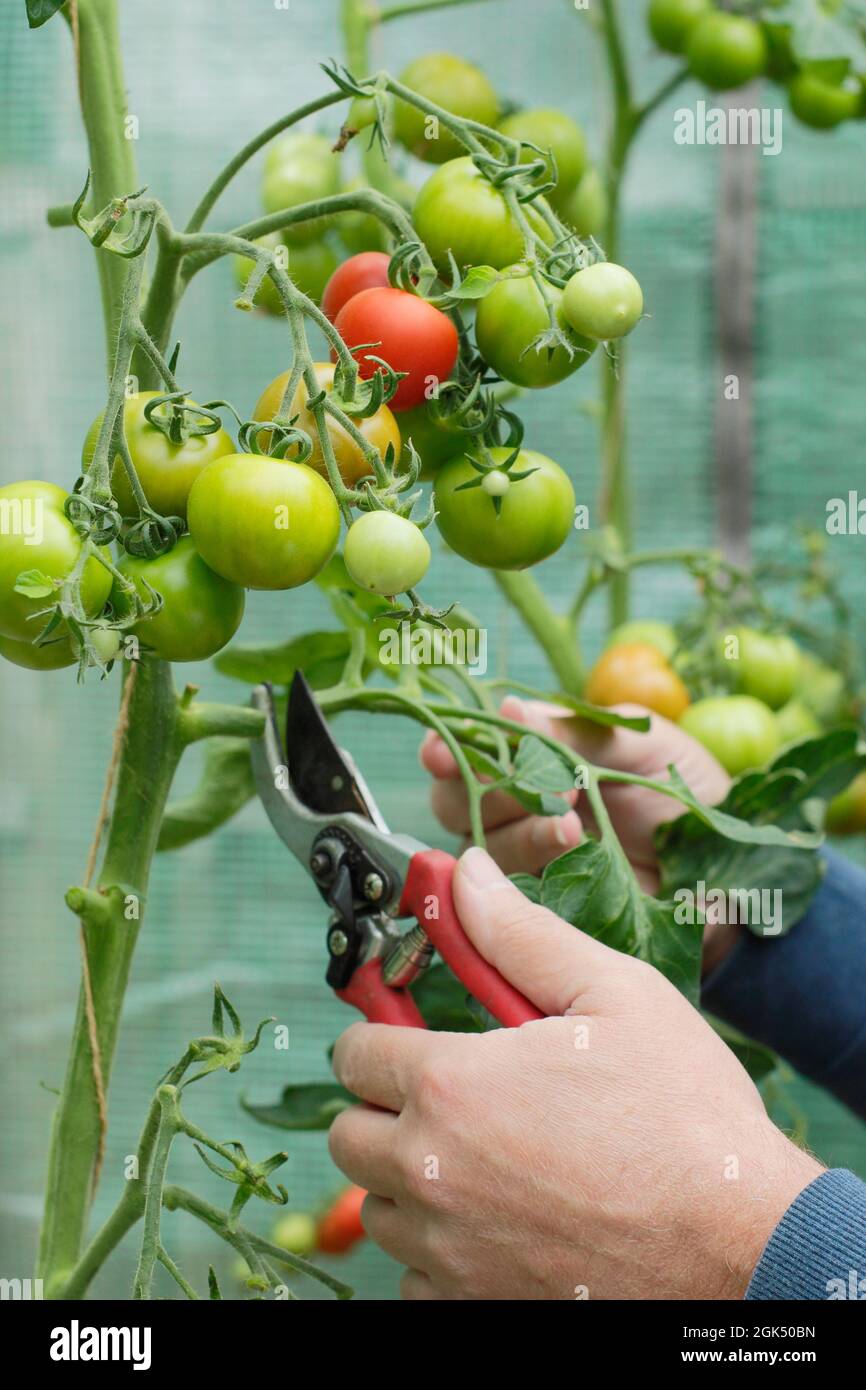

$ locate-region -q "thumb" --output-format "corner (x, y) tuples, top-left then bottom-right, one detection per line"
(453, 846), (621, 1016)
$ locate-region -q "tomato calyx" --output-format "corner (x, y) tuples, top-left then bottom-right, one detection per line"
(453, 445), (539, 515)
(141, 391), (228, 449)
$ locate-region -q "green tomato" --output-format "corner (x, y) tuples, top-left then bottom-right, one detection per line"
(399, 403), (466, 480)
(0, 631), (75, 670)
(497, 108), (587, 204)
(271, 1211), (318, 1258)
(82, 391), (235, 522)
(723, 627), (801, 710)
(686, 13), (768, 91)
(648, 0), (712, 55)
(796, 652), (849, 726)
(413, 156), (554, 273)
(337, 178), (390, 256)
(680, 695), (780, 776)
(234, 234), (338, 311)
(562, 262), (644, 341)
(112, 536), (245, 663)
(606, 620), (676, 661)
(775, 698), (821, 747)
(475, 269), (597, 388)
(825, 771), (866, 835)
(434, 448), (575, 570)
(393, 53), (499, 164)
(788, 73), (861, 130)
(344, 511), (431, 595)
(560, 167), (609, 240)
(261, 134), (341, 245)
(0, 480), (112, 642)
(187, 454), (340, 590)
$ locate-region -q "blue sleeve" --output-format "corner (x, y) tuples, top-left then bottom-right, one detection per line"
(702, 848), (866, 1120)
(747, 1169), (866, 1300)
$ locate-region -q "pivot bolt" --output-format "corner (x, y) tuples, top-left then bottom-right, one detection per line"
(364, 872), (385, 902)
(310, 849), (331, 879)
(328, 927), (350, 958)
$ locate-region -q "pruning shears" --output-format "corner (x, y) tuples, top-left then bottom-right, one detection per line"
(250, 674), (542, 1029)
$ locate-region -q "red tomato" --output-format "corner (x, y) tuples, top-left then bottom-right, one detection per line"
(333, 287), (459, 412)
(321, 252), (392, 321)
(316, 1185), (367, 1254)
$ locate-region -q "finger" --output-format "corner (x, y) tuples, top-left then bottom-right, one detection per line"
(481, 808), (582, 876)
(432, 773), (563, 836)
(453, 846), (625, 1015)
(362, 1193), (431, 1269)
(332, 1021), (449, 1112)
(327, 1104), (401, 1198)
(401, 1267), (442, 1301)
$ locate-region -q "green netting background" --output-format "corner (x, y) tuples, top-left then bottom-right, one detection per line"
(1, 0), (864, 1300)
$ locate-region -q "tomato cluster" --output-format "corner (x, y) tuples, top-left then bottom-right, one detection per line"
(2, 52), (649, 675)
(586, 622), (858, 815)
(647, 0), (865, 130)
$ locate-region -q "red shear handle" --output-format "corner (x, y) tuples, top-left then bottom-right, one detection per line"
(337, 959), (426, 1028)
(400, 849), (544, 1028)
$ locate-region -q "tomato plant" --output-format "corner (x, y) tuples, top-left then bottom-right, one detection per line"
(394, 53), (499, 163)
(412, 156), (553, 271)
(0, 481), (112, 644)
(187, 454), (341, 589)
(586, 642), (690, 720)
(82, 392), (235, 521)
(235, 234), (338, 310)
(685, 13), (768, 91)
(434, 448), (575, 570)
(680, 695), (781, 776)
(112, 537), (244, 663)
(254, 362), (401, 487)
(321, 251), (392, 320)
(475, 269), (597, 388)
(562, 263), (644, 341)
(333, 286), (459, 411)
(496, 107), (587, 206)
(788, 73), (861, 130)
(344, 510), (431, 595)
(316, 1186), (367, 1254)
(647, 0), (712, 55)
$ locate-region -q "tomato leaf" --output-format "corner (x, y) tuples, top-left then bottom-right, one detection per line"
(446, 266), (503, 301)
(765, 0), (866, 65)
(214, 630), (351, 687)
(242, 1082), (355, 1131)
(14, 569), (55, 599)
(515, 839), (704, 1004)
(411, 962), (488, 1031)
(158, 736), (256, 850)
(26, 0), (66, 29)
(655, 731), (866, 938)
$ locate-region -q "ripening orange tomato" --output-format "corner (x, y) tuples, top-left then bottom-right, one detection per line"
(585, 642), (690, 720)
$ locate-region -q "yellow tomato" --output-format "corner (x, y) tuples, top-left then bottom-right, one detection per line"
(585, 642), (691, 721)
(253, 363), (401, 489)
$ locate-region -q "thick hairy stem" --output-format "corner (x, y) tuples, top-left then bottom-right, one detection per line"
(492, 570), (584, 695)
(37, 661), (184, 1298)
(72, 0), (139, 366)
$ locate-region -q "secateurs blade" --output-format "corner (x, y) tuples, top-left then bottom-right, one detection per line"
(250, 673), (542, 1029)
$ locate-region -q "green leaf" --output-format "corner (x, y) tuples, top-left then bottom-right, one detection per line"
(26, 0), (66, 29)
(655, 732), (866, 938)
(214, 630), (350, 687)
(767, 0), (866, 65)
(13, 569), (54, 599)
(446, 265), (504, 300)
(544, 693), (651, 732)
(528, 839), (704, 1004)
(411, 962), (487, 1031)
(157, 737), (255, 851)
(242, 1082), (355, 1131)
(512, 734), (577, 793)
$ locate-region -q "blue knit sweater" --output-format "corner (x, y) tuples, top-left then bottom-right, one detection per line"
(702, 848), (866, 1300)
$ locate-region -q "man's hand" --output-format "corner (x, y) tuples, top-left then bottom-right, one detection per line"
(421, 695), (737, 971)
(330, 850), (822, 1301)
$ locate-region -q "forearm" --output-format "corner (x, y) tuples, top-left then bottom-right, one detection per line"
(702, 849), (866, 1120)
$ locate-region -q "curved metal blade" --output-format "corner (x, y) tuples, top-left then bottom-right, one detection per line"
(286, 672), (388, 830)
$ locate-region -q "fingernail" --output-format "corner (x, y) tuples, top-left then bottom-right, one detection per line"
(459, 846), (506, 888)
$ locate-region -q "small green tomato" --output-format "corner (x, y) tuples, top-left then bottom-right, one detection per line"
(344, 511), (431, 595)
(562, 262), (644, 341)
